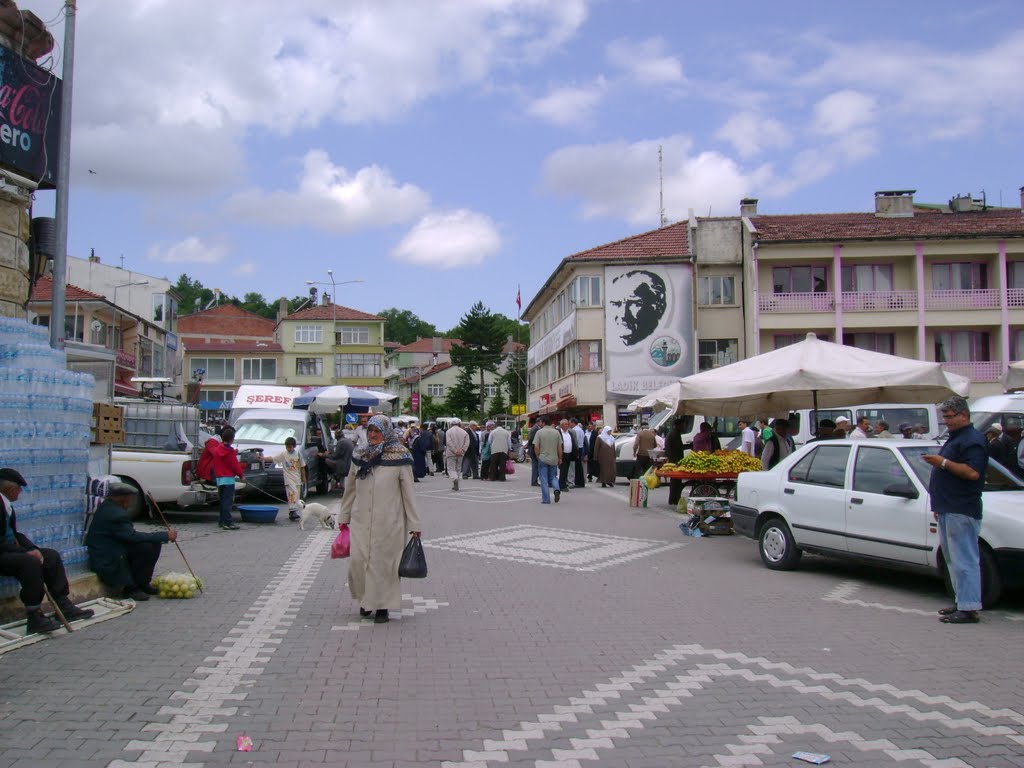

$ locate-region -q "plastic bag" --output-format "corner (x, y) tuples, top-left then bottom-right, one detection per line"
(505, 458), (515, 475)
(642, 466), (661, 489)
(331, 524), (350, 559)
(398, 535), (427, 578)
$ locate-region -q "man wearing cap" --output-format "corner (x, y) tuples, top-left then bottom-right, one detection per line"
(444, 419), (469, 491)
(487, 421), (511, 481)
(984, 423), (1014, 469)
(807, 419), (838, 443)
(833, 416), (851, 437)
(85, 483), (178, 601)
(898, 422), (914, 439)
(0, 468), (95, 633)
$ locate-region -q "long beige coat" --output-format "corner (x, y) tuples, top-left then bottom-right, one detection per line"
(338, 462), (422, 611)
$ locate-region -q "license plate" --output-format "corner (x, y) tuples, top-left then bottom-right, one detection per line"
(250, 462), (261, 471)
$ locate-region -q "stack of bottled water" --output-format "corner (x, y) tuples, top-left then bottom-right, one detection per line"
(0, 316), (95, 599)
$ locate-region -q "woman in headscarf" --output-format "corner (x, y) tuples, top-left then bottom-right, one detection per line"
(411, 425), (434, 481)
(594, 424), (618, 487)
(338, 415), (422, 624)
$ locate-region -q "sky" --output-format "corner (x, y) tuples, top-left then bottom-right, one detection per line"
(20, 0), (1024, 331)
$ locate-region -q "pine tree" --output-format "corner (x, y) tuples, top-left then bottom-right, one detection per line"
(450, 302), (506, 415)
(445, 366), (481, 419)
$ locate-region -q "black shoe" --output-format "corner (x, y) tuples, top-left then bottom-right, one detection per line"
(374, 609), (389, 624)
(26, 609), (61, 634)
(220, 522), (240, 530)
(553, 490), (560, 503)
(940, 610), (980, 624)
(58, 602), (95, 621)
(141, 585), (160, 595)
(124, 589), (150, 602)
(937, 605), (958, 616)
(359, 608), (372, 618)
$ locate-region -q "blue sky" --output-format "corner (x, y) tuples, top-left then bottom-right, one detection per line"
(22, 0), (1023, 330)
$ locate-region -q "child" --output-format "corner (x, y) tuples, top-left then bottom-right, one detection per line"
(272, 437), (307, 521)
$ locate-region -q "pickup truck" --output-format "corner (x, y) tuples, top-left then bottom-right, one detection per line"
(110, 399), (266, 518)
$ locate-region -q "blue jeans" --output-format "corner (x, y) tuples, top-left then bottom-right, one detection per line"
(538, 460), (559, 503)
(218, 482), (236, 526)
(938, 512), (982, 611)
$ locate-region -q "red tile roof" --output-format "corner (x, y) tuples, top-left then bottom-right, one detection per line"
(395, 337), (462, 353)
(752, 209), (1024, 243)
(399, 361), (453, 384)
(286, 304), (383, 322)
(182, 338), (282, 354)
(566, 220), (690, 261)
(177, 304), (276, 337)
(30, 277), (106, 302)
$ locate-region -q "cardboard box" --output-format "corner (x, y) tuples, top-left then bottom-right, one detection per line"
(92, 403), (124, 432)
(92, 427), (125, 444)
(628, 478), (648, 508)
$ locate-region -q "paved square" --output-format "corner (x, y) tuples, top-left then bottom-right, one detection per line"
(424, 523), (685, 571)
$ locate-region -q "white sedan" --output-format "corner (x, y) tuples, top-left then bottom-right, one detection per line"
(730, 439), (1024, 607)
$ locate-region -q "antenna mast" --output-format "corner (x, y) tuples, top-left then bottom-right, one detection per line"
(658, 145), (667, 227)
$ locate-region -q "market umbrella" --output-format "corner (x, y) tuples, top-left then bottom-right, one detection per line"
(1000, 361), (1024, 392)
(629, 332), (970, 418)
(293, 385), (398, 414)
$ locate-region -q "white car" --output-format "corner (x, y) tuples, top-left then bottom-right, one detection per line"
(730, 439), (1024, 607)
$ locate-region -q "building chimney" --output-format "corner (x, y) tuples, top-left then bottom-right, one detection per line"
(1019, 186), (1023, 211)
(89, 247), (99, 263)
(949, 194), (974, 213)
(322, 293), (331, 306)
(740, 198), (758, 217)
(874, 190), (915, 218)
(277, 297), (288, 321)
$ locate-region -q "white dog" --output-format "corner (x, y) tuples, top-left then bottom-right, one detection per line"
(296, 500), (336, 530)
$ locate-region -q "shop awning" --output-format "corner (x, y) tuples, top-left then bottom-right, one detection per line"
(114, 382), (138, 396)
(555, 396), (577, 410)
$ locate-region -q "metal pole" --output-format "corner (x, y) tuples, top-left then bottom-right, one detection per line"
(329, 269), (336, 384)
(49, 0), (76, 350)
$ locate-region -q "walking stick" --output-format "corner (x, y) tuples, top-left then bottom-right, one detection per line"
(42, 583), (73, 632)
(146, 492), (203, 593)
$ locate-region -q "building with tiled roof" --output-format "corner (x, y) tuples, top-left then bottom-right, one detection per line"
(178, 303), (276, 340)
(523, 220), (694, 429)
(278, 299), (387, 389)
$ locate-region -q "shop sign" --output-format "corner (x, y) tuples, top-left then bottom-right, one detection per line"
(0, 45), (62, 188)
(557, 384), (572, 398)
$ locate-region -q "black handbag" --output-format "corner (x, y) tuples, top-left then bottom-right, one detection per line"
(398, 535), (427, 578)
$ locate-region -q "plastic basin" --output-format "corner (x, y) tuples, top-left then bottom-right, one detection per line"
(237, 505), (279, 524)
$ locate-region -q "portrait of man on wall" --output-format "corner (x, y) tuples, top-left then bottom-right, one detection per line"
(608, 269), (667, 347)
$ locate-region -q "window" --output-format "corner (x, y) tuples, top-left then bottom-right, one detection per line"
(788, 445), (850, 488)
(138, 337), (154, 377)
(573, 275), (602, 307)
(294, 324), (323, 344)
(852, 447), (911, 495)
(773, 265), (828, 294)
(775, 333), (830, 349)
(296, 357), (323, 376)
(843, 332), (894, 355)
(698, 275), (736, 305)
(335, 353), (381, 378)
(426, 384), (445, 397)
(1009, 262), (1024, 289)
(201, 389), (234, 404)
(190, 357), (235, 383)
(932, 262), (987, 291)
(242, 358), (277, 382)
(339, 326), (369, 344)
(484, 384), (498, 397)
(841, 264), (893, 292)
(934, 330), (990, 362)
(698, 339), (738, 371)
(1014, 330), (1024, 361)
(577, 340), (602, 371)
(152, 295), (164, 323)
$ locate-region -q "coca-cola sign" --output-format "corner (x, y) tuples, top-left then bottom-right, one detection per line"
(0, 46), (61, 188)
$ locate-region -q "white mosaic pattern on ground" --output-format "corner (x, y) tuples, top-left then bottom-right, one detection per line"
(824, 580), (1024, 622)
(424, 524), (685, 572)
(415, 485), (538, 504)
(331, 594), (449, 631)
(443, 644), (1024, 768)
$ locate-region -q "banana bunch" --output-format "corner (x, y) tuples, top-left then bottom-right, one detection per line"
(663, 450), (763, 475)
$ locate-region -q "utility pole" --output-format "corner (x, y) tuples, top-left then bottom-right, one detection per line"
(50, 0), (77, 350)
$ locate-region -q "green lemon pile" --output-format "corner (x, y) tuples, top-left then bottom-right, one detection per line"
(153, 572), (203, 599)
(664, 450), (763, 475)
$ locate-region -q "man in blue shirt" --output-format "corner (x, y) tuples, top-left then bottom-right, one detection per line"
(923, 396), (988, 624)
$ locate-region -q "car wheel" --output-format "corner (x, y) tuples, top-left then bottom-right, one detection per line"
(980, 546), (1003, 609)
(758, 517), (801, 570)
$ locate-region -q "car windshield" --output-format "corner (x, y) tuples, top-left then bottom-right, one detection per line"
(898, 444), (1023, 492)
(234, 420), (303, 445)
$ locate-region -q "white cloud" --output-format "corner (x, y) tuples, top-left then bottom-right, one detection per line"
(234, 262), (258, 275)
(225, 150), (431, 234)
(715, 112), (791, 158)
(527, 77), (608, 126)
(391, 210), (501, 270)
(146, 237), (228, 264)
(607, 37), (684, 85)
(542, 135), (771, 225)
(812, 90), (877, 136)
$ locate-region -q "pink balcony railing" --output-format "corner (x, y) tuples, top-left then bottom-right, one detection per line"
(1009, 288), (1024, 308)
(758, 293), (834, 313)
(925, 289), (999, 310)
(116, 351), (137, 369)
(940, 361), (1002, 382)
(840, 291), (918, 312)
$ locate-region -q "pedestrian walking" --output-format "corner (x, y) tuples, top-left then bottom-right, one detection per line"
(923, 396), (988, 624)
(594, 425), (617, 488)
(444, 419), (469, 491)
(338, 415), (422, 624)
(665, 417), (686, 505)
(271, 437), (306, 521)
(533, 417), (563, 504)
(526, 419), (541, 487)
(486, 421), (511, 481)
(558, 419), (577, 491)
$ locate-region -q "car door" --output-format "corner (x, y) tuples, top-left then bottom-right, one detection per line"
(844, 445), (929, 565)
(782, 444), (852, 552)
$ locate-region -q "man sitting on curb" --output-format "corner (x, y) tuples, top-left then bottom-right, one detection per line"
(85, 483), (177, 601)
(0, 468), (95, 634)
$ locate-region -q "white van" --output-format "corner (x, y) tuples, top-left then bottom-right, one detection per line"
(787, 402), (941, 445)
(964, 393), (1024, 437)
(614, 412), (744, 478)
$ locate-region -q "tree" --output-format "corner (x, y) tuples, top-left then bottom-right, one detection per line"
(379, 308), (437, 345)
(174, 275), (215, 316)
(445, 366), (481, 419)
(450, 302), (506, 416)
(488, 385), (507, 417)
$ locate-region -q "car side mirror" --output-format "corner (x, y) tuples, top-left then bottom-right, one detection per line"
(883, 483), (919, 500)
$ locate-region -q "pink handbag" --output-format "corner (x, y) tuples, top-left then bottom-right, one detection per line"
(331, 524), (350, 559)
(505, 459), (515, 475)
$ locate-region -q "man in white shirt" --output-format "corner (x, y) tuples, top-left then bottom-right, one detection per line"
(558, 419), (576, 492)
(850, 416), (871, 440)
(570, 418), (587, 487)
(739, 419), (756, 456)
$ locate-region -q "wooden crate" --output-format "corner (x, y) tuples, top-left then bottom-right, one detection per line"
(92, 402), (124, 431)
(92, 427), (126, 445)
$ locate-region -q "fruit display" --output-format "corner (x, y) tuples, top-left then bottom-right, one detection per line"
(660, 450), (762, 475)
(152, 571), (203, 599)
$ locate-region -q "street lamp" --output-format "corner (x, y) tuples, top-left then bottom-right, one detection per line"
(305, 272), (364, 384)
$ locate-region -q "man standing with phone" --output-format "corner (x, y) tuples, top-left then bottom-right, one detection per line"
(922, 396), (988, 625)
